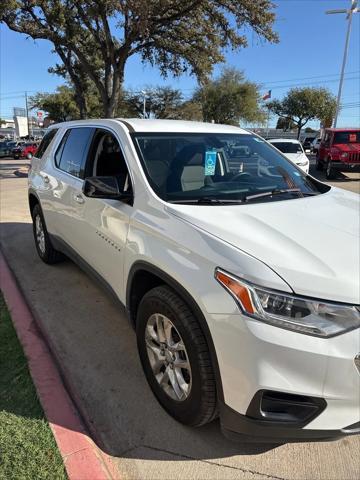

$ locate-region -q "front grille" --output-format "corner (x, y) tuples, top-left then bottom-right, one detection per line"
(348, 152), (360, 163)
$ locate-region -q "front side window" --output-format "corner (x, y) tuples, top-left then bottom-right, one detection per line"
(133, 133), (327, 204)
(55, 127), (94, 178)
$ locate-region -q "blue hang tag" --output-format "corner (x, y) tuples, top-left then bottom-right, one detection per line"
(205, 151), (217, 176)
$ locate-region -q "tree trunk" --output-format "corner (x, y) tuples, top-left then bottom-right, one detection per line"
(297, 124), (302, 139)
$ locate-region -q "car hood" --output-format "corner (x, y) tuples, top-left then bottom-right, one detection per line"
(333, 143), (360, 153)
(282, 152), (308, 164)
(166, 188), (360, 304)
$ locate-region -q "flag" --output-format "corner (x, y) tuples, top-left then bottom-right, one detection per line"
(262, 90), (271, 101)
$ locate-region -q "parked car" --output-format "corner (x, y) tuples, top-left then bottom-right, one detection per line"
(316, 128), (360, 179)
(302, 137), (315, 152)
(13, 142), (38, 159)
(268, 138), (309, 173)
(311, 137), (321, 154)
(28, 119), (360, 443)
(0, 143), (12, 158)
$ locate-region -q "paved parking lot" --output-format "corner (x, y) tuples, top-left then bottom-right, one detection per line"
(1, 156), (359, 479)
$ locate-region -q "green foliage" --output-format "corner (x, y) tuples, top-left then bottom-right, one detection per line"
(268, 87), (337, 138)
(276, 117), (297, 131)
(29, 86), (81, 122)
(1, 1), (278, 117)
(0, 294), (67, 480)
(194, 68), (267, 125)
(0, 118), (6, 125)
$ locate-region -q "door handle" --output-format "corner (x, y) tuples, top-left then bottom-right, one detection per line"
(74, 193), (85, 204)
(43, 175), (50, 184)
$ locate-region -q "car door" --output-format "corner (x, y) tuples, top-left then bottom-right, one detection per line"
(44, 126), (94, 248)
(68, 128), (133, 299)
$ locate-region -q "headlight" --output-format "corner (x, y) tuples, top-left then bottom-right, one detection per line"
(297, 161), (308, 166)
(215, 269), (360, 338)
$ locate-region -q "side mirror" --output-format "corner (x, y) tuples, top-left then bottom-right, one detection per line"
(83, 176), (132, 201)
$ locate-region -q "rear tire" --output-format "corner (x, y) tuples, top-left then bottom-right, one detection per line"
(136, 285), (218, 427)
(32, 204), (65, 264)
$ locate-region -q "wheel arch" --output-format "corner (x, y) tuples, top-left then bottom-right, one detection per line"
(126, 261), (224, 401)
(28, 189), (40, 216)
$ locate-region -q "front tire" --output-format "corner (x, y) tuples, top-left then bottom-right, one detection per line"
(32, 204), (65, 264)
(315, 153), (323, 171)
(136, 285), (217, 427)
(325, 159), (336, 179)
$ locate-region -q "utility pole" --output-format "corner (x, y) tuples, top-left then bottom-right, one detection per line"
(25, 91), (31, 139)
(141, 90), (147, 119)
(326, 0), (359, 127)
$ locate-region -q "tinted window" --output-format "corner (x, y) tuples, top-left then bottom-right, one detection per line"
(271, 142), (303, 153)
(36, 129), (58, 159)
(333, 131), (360, 144)
(55, 127), (94, 178)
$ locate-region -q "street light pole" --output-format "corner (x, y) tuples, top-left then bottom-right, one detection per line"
(141, 90), (147, 119)
(326, 0), (359, 127)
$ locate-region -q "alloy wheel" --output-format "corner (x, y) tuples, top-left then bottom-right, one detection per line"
(145, 313), (192, 401)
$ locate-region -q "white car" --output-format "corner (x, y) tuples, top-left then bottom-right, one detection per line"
(28, 119), (360, 442)
(268, 138), (310, 173)
(311, 137), (321, 154)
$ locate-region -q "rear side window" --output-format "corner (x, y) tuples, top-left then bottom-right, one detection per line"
(36, 129), (58, 159)
(55, 127), (94, 178)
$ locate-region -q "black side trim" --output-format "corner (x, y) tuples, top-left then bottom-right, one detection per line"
(126, 260), (224, 403)
(220, 402), (358, 443)
(246, 390), (326, 427)
(49, 234), (127, 316)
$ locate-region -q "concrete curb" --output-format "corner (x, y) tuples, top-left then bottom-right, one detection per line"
(0, 251), (118, 480)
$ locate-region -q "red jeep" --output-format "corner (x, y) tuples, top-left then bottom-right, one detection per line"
(316, 128), (360, 179)
(13, 142), (38, 160)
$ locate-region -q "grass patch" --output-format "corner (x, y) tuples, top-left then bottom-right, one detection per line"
(0, 293), (67, 480)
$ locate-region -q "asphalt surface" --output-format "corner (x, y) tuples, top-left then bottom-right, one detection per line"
(1, 156), (359, 480)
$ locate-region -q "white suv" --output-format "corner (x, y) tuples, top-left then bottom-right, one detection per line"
(29, 119), (360, 442)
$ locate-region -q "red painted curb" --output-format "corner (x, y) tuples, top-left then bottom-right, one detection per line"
(0, 252), (119, 480)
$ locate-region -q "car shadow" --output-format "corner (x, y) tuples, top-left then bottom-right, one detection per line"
(0, 221), (281, 462)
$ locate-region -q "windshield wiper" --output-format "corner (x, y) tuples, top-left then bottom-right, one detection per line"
(244, 188), (317, 202)
(168, 197), (244, 205)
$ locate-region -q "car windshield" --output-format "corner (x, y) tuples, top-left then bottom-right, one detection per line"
(333, 131), (360, 144)
(271, 142), (303, 154)
(133, 133), (326, 204)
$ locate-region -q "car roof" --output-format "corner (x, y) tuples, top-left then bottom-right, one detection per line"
(49, 118), (249, 134)
(268, 138), (301, 143)
(325, 128), (360, 132)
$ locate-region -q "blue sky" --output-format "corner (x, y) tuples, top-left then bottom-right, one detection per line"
(1, 0), (359, 128)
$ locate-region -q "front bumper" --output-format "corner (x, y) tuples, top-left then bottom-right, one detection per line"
(220, 402), (360, 443)
(208, 312), (360, 441)
(331, 161), (360, 171)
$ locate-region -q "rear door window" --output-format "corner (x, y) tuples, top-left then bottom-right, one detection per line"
(55, 127), (94, 178)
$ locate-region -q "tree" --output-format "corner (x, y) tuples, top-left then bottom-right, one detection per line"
(126, 87), (186, 119)
(1, 1), (278, 117)
(268, 87), (337, 139)
(0, 118), (6, 125)
(276, 117), (296, 131)
(29, 86), (84, 122)
(194, 68), (266, 125)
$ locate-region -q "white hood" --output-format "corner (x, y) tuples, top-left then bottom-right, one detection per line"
(283, 152), (308, 165)
(167, 188), (360, 304)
